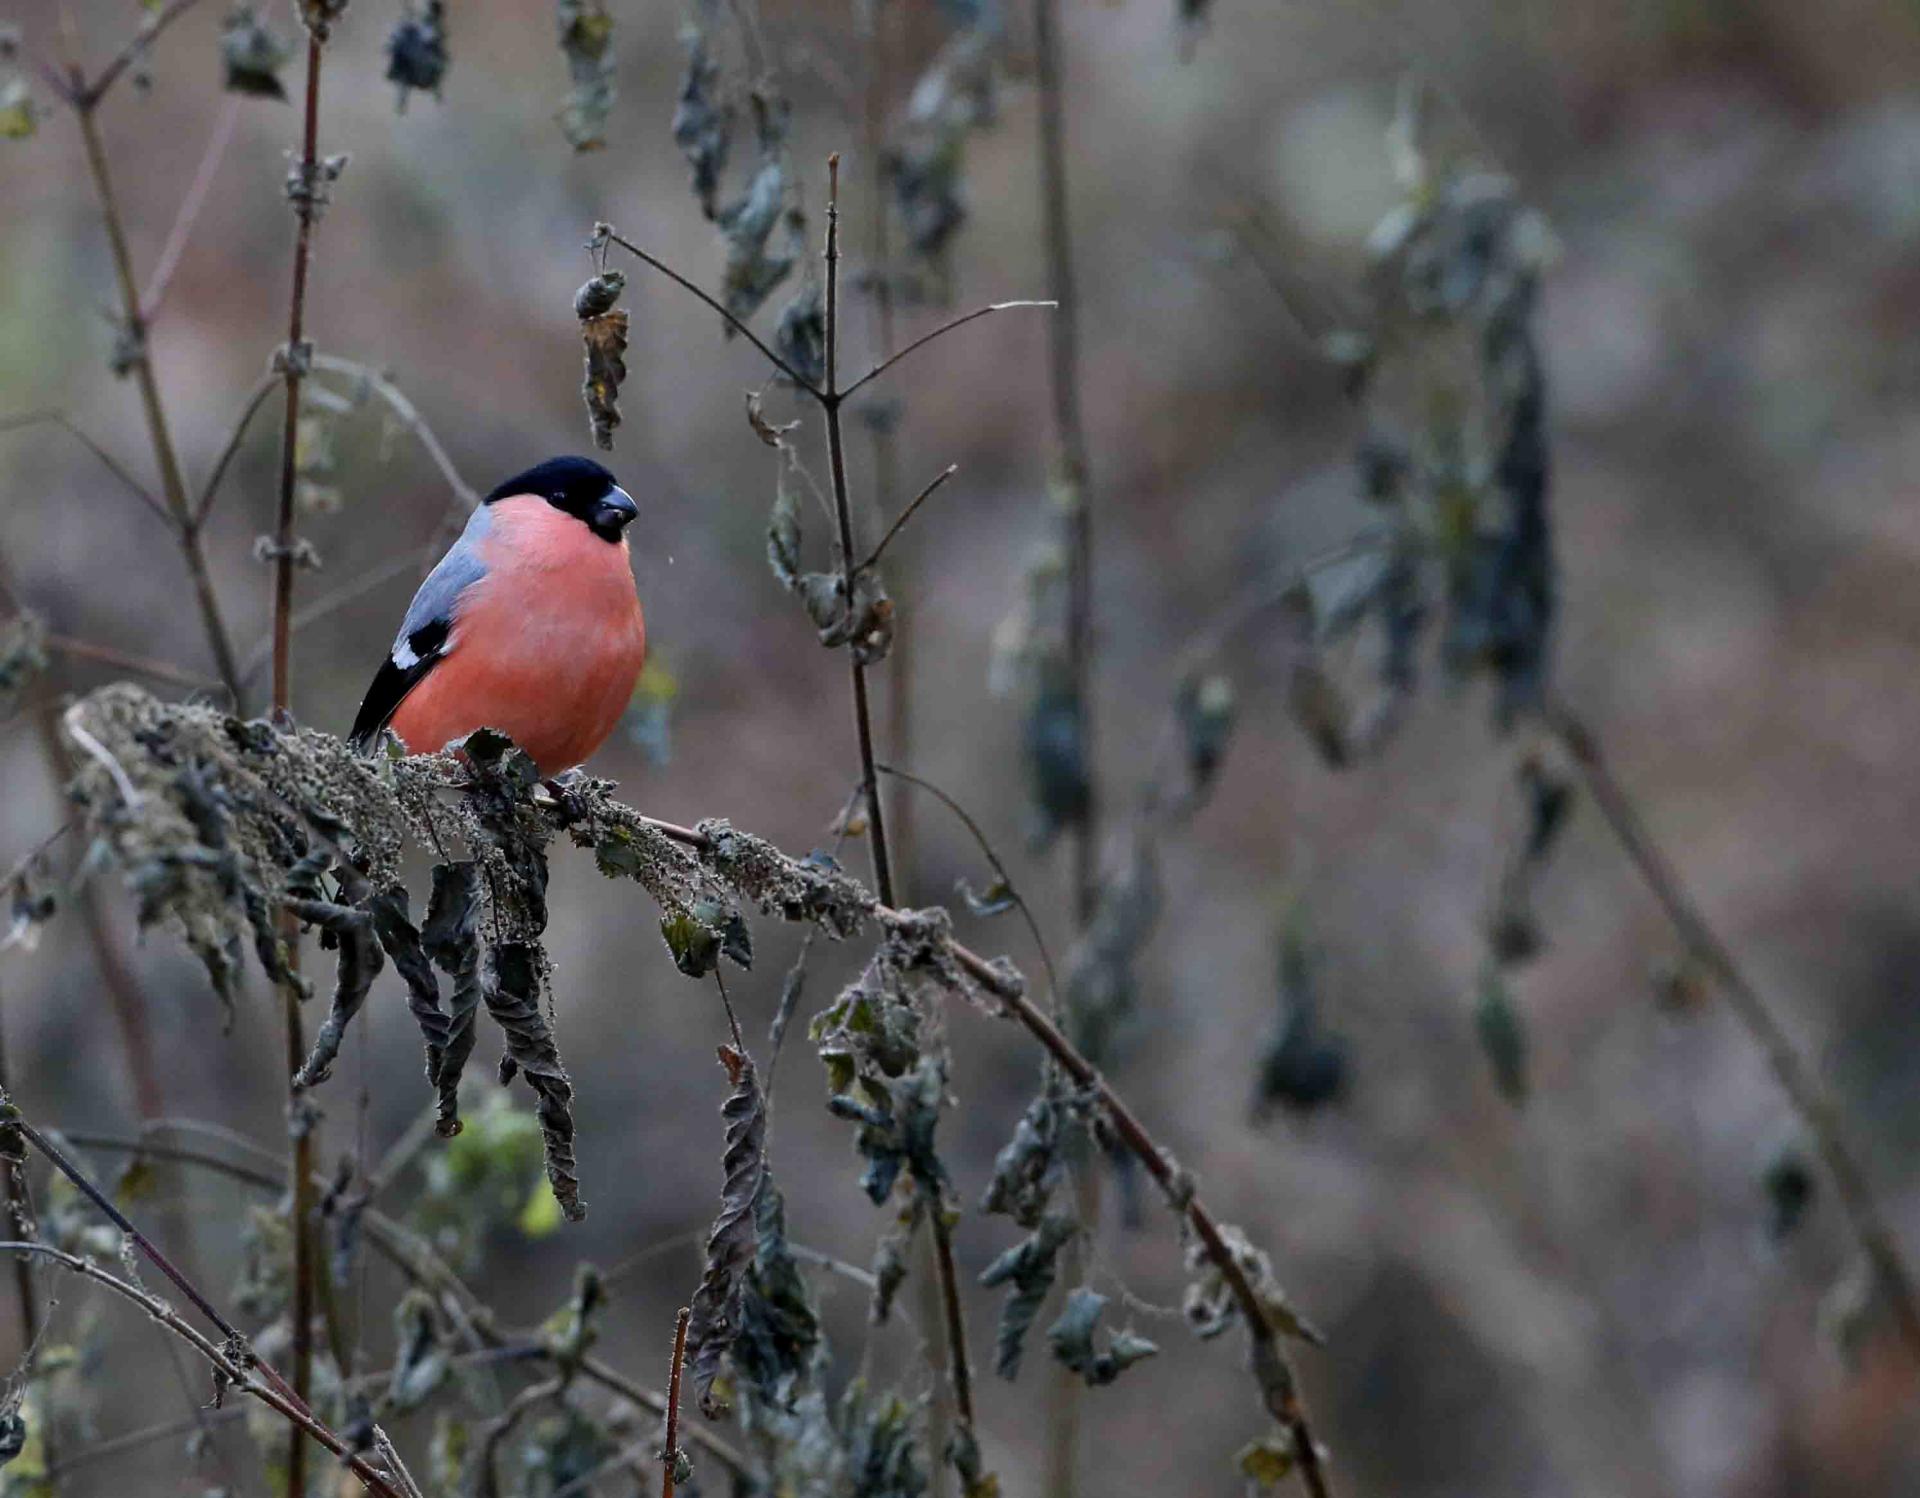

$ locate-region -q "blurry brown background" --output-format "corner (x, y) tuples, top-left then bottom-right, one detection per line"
(6, 0), (1920, 1493)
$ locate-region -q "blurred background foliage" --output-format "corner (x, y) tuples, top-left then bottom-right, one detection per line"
(5, 0), (1920, 1493)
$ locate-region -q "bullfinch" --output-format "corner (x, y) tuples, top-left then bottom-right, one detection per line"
(349, 455), (646, 776)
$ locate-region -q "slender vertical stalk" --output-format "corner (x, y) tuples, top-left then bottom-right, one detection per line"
(821, 153), (976, 1454)
(857, 20), (952, 1487)
(860, 0), (916, 880)
(1031, 4), (1100, 1487)
(1546, 701), (1920, 1365)
(823, 157), (898, 909)
(1032, 0), (1097, 926)
(272, 32), (330, 1498)
(662, 1307), (690, 1498)
(72, 103), (242, 702)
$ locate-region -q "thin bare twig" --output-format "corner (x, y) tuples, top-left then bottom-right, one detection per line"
(71, 84), (243, 701)
(662, 1307), (691, 1498)
(142, 96), (241, 321)
(0, 409), (171, 526)
(75, 0), (210, 110)
(838, 300), (1056, 402)
(857, 464), (957, 575)
(189, 372), (279, 530)
(599, 227), (819, 396)
(42, 634), (218, 692)
(1545, 698), (1920, 1365)
(876, 762), (1061, 1006)
(271, 30), (332, 1498)
(309, 353), (482, 510)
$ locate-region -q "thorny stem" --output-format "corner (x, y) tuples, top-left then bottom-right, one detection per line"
(822, 153), (978, 1457)
(634, 813), (1333, 1493)
(662, 1307), (691, 1498)
(71, 103), (243, 702)
(273, 30), (331, 1498)
(1545, 699), (1920, 1365)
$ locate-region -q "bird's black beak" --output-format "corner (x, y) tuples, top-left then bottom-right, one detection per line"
(588, 486), (638, 541)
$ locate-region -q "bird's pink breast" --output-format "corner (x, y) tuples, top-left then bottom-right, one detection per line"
(389, 496), (646, 775)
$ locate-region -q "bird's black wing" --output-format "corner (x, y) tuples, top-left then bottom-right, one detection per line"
(349, 616), (451, 751)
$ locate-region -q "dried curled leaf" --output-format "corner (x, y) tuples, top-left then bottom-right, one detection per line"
(576, 270), (629, 452)
(3, 856), (56, 953)
(0, 73), (36, 141)
(1762, 1141), (1815, 1241)
(659, 897), (751, 979)
(1253, 904), (1347, 1119)
(1047, 1287), (1158, 1386)
(1182, 1222), (1322, 1348)
(290, 885), (386, 1088)
(221, 5), (292, 101)
(376, 863), (483, 1137)
(686, 1044), (769, 1418)
(384, 1290), (451, 1415)
(980, 1088), (1064, 1229)
(555, 0), (616, 151)
(1474, 963), (1527, 1104)
(482, 942), (584, 1221)
(0, 612), (47, 708)
(1174, 671), (1236, 800)
(1238, 1432), (1298, 1491)
(386, 0), (448, 110)
(733, 1177), (823, 1407)
(672, 29), (730, 218)
(979, 1213), (1076, 1380)
(775, 285), (826, 390)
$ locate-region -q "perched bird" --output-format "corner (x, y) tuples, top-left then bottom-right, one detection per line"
(349, 455), (646, 776)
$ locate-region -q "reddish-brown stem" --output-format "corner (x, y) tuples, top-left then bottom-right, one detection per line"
(662, 1307), (691, 1498)
(272, 32), (330, 1498)
(1546, 699), (1920, 1366)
